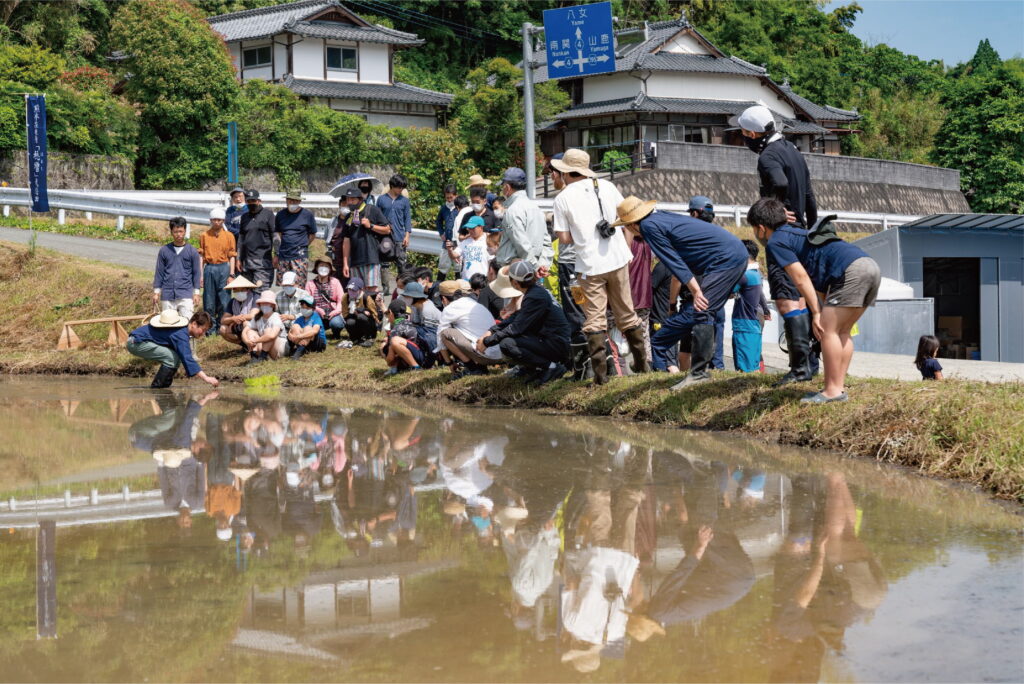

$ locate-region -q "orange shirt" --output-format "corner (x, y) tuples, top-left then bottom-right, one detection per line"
(199, 228), (236, 264)
(205, 484), (241, 518)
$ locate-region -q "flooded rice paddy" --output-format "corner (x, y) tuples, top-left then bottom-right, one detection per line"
(0, 377), (1021, 682)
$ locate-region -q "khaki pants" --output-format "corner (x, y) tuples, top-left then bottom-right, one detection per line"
(580, 265), (641, 334)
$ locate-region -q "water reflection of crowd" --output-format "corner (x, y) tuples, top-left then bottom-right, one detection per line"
(129, 394), (887, 679)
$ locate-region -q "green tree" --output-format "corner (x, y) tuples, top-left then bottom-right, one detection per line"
(0, 44), (66, 89)
(109, 0), (239, 188)
(845, 87), (944, 165)
(931, 42), (1024, 213)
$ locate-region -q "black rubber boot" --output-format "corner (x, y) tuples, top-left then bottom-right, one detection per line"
(150, 365), (176, 389)
(671, 324), (714, 390)
(570, 341), (592, 380)
(623, 326), (650, 374)
(587, 333), (609, 385)
(776, 313), (814, 386)
(290, 345), (307, 360)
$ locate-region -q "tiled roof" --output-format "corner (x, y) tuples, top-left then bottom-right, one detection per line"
(779, 82), (860, 121)
(208, 0), (420, 45)
(289, 20), (422, 45)
(899, 214), (1024, 231)
(282, 75), (453, 106)
(551, 93), (829, 134)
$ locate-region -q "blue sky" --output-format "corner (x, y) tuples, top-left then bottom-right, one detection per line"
(825, 0), (1024, 64)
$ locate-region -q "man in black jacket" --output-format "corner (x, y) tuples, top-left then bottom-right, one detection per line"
(477, 260), (570, 384)
(238, 189), (276, 293)
(735, 104), (820, 384)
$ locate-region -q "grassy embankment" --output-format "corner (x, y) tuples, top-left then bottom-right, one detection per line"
(2, 241), (1022, 502)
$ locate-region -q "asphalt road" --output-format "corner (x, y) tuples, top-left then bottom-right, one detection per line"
(0, 226), (158, 271)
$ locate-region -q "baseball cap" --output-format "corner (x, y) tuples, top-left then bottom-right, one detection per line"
(688, 196), (714, 212)
(230, 187), (244, 195)
(508, 261), (536, 283)
(733, 105), (776, 133)
(280, 271), (297, 286)
(343, 187), (362, 199)
(347, 276), (365, 292)
(209, 207), (226, 220)
(243, 189), (260, 200)
(439, 279), (471, 297)
(465, 216), (486, 230)
(501, 167), (527, 184)
(298, 292), (315, 306)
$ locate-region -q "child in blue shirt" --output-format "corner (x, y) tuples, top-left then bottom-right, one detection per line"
(732, 240), (765, 373)
(287, 293), (327, 359)
(914, 334), (943, 380)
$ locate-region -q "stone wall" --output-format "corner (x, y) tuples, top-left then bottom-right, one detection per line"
(656, 142), (962, 192)
(206, 164), (398, 193)
(0, 151), (134, 190)
(613, 169), (971, 219)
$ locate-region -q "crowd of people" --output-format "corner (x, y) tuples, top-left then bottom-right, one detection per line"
(127, 105), (882, 404)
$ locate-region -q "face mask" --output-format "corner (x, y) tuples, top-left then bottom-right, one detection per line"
(233, 291), (249, 302)
(247, 204), (259, 213)
(493, 210), (504, 219)
(260, 305), (274, 316)
(445, 201), (455, 210)
(317, 267), (330, 277)
(233, 200), (244, 208)
(300, 307), (313, 318)
(471, 203), (484, 212)
(744, 135), (769, 154)
(339, 207), (351, 217)
(287, 204), (300, 213)
(283, 286), (296, 295)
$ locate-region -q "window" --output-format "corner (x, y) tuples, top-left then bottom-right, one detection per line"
(327, 46), (357, 71)
(242, 46), (271, 69)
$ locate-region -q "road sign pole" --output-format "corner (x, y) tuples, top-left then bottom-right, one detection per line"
(522, 22), (536, 199)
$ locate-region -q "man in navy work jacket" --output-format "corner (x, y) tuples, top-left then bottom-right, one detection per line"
(126, 310), (220, 389)
(153, 216), (201, 318)
(747, 198), (880, 404)
(273, 190), (317, 288)
(377, 174), (413, 286)
(613, 196), (748, 389)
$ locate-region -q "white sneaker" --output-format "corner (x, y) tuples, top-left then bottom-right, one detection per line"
(336, 340), (353, 349)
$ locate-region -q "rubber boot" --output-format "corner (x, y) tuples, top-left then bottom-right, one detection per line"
(671, 324), (714, 390)
(290, 344), (307, 360)
(150, 365), (176, 389)
(775, 313), (814, 386)
(587, 332), (609, 385)
(623, 326), (650, 374)
(570, 341), (592, 380)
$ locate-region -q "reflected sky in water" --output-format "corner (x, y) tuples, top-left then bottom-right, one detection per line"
(0, 378), (1021, 683)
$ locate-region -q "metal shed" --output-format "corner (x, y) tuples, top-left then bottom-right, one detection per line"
(855, 214), (1024, 363)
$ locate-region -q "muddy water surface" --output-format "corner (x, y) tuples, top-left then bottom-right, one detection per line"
(0, 377), (1021, 682)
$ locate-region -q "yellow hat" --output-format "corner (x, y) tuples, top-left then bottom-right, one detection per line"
(612, 196), (658, 226)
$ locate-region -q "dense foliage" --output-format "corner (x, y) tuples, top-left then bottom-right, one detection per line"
(0, 0), (1017, 210)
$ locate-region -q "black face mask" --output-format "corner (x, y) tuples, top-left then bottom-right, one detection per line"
(744, 135), (769, 154)
(247, 203), (260, 214)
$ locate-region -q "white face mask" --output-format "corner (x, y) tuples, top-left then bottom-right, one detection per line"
(260, 305), (274, 316)
(283, 286), (296, 295)
(445, 201), (455, 210)
(232, 291), (249, 302)
(233, 200), (244, 208)
(493, 209), (505, 219)
(339, 207), (351, 217)
(287, 204), (300, 213)
(317, 267), (330, 277)
(300, 307), (313, 318)
(471, 203), (484, 212)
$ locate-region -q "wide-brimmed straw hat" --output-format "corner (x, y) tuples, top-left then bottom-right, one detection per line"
(489, 266), (524, 299)
(313, 257), (334, 274)
(612, 195), (658, 226)
(627, 613), (667, 642)
(466, 174), (491, 188)
(224, 275), (257, 290)
(550, 148), (595, 178)
(149, 309), (189, 328)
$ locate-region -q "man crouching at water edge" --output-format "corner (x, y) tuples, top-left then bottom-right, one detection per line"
(746, 198), (881, 404)
(613, 196), (748, 390)
(126, 310), (220, 389)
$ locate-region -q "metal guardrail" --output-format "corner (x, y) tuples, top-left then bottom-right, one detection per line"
(0, 187), (919, 256)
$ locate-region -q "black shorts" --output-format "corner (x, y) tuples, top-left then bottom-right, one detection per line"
(767, 260), (800, 302)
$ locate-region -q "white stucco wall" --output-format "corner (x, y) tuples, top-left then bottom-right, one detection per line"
(227, 43), (241, 76)
(582, 73), (641, 103)
(292, 38), (324, 79)
(360, 42), (390, 84)
(241, 65), (273, 81)
(645, 73), (796, 117)
(660, 32), (709, 55)
(273, 39), (288, 78)
(366, 112), (437, 130)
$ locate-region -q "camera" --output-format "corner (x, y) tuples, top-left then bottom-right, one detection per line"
(596, 218), (616, 240)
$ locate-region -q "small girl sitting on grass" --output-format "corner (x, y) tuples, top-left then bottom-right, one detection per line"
(914, 334), (943, 380)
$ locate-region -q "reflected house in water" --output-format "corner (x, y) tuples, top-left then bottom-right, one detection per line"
(235, 558), (457, 659)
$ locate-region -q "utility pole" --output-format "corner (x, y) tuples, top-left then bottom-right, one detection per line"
(521, 22), (538, 199)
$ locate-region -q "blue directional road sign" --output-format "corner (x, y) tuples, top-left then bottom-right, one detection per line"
(542, 1), (615, 79)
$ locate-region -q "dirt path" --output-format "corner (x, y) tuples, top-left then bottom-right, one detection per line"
(0, 226), (158, 271)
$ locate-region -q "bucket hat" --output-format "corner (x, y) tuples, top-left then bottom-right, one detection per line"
(489, 266), (524, 299)
(550, 148), (595, 178)
(255, 290), (277, 308)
